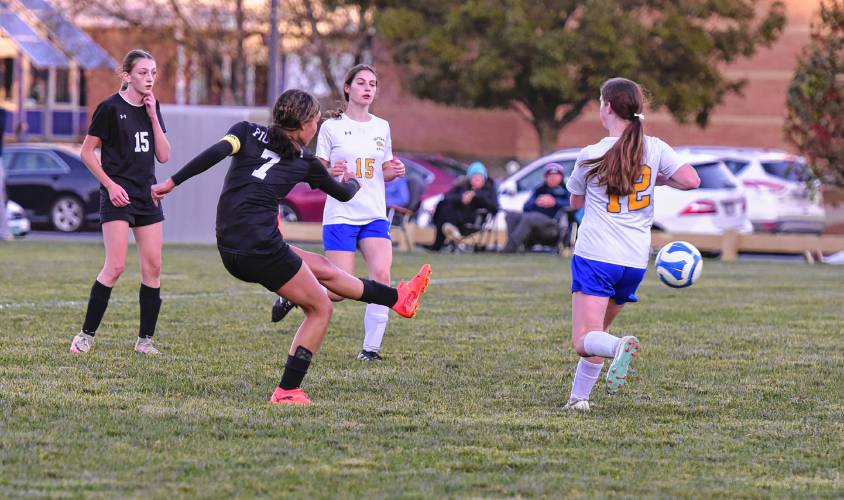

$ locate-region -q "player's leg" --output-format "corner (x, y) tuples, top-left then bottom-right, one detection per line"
(564, 255), (618, 409)
(270, 262), (333, 405)
(601, 266), (647, 395)
(357, 222), (393, 361)
(71, 219), (130, 353)
(290, 244), (431, 319)
(270, 224), (355, 322)
(133, 220), (164, 354)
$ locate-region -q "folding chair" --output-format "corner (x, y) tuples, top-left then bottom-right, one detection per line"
(387, 175), (427, 251)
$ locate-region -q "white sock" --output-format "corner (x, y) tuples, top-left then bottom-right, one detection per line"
(362, 304), (389, 352)
(583, 330), (621, 358)
(570, 357), (604, 400)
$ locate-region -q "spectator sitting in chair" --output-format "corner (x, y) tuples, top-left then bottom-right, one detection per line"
(428, 161), (498, 251)
(385, 176), (410, 221)
(502, 162), (569, 253)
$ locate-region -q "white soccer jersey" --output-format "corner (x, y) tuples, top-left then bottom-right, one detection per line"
(316, 113), (393, 225)
(566, 136), (684, 269)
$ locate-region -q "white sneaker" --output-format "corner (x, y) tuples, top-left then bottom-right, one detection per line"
(70, 332), (94, 354)
(442, 222), (462, 242)
(563, 397), (590, 412)
(134, 337), (160, 355)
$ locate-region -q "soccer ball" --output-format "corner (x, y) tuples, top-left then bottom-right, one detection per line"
(654, 241), (702, 288)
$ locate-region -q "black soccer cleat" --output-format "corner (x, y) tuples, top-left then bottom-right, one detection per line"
(356, 350), (383, 362)
(271, 297), (298, 323)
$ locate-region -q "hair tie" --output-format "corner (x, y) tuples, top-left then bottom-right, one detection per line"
(634, 113), (645, 121)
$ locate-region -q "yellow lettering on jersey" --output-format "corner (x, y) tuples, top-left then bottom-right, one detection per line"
(222, 134), (241, 155)
(355, 158), (375, 179)
(606, 165), (652, 213)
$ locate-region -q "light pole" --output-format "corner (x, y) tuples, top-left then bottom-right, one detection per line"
(267, 0), (279, 104)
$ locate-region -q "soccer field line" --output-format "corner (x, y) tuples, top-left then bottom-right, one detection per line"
(0, 275), (545, 310)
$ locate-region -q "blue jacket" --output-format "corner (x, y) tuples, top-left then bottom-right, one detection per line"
(523, 183), (569, 219)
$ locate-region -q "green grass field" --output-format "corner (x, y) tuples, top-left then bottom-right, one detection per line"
(1, 241), (842, 498)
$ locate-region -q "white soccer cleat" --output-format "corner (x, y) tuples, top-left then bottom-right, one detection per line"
(563, 397), (590, 412)
(69, 332), (94, 354)
(134, 337), (160, 355)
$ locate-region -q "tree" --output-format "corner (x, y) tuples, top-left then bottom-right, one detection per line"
(375, 0), (786, 154)
(785, 0), (844, 188)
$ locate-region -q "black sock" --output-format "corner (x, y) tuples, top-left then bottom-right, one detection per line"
(359, 279), (399, 307)
(138, 284), (162, 339)
(81, 280), (112, 335)
(279, 346), (312, 389)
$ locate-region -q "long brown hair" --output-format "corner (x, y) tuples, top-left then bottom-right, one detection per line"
(267, 89), (321, 158)
(119, 49), (154, 91)
(325, 64), (378, 119)
(583, 78), (645, 196)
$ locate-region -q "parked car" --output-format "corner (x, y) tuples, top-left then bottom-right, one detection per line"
(3, 144), (99, 232)
(278, 153), (460, 222)
(677, 146), (826, 234)
(6, 200), (31, 237)
(418, 149), (753, 235)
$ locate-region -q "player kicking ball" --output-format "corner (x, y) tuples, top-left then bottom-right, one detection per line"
(151, 89), (431, 405)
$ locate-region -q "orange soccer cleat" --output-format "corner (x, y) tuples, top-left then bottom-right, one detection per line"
(391, 264), (432, 318)
(270, 387), (312, 405)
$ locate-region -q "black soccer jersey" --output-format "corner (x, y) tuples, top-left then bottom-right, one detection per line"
(213, 121), (354, 256)
(88, 93), (166, 211)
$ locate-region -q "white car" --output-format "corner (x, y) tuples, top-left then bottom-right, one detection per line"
(6, 200), (30, 238)
(677, 146), (826, 234)
(418, 149), (753, 235)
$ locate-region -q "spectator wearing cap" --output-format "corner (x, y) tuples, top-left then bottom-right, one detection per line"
(502, 162), (570, 253)
(427, 161), (499, 251)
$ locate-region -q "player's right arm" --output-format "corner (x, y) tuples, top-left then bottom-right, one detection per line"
(83, 103), (129, 207)
(306, 158), (360, 202)
(656, 165), (700, 190)
(151, 122), (246, 201)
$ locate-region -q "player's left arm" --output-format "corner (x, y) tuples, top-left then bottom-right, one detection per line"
(381, 126), (404, 182)
(144, 93), (169, 163)
(307, 158), (361, 201)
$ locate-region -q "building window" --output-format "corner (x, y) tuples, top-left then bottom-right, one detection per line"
(28, 66), (48, 105)
(0, 59), (13, 103)
(55, 68), (71, 103)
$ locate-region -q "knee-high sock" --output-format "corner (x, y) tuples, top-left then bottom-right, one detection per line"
(570, 357), (604, 400)
(81, 280), (112, 335)
(363, 304), (390, 352)
(139, 284), (162, 339)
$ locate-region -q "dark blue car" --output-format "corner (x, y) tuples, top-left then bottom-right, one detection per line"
(3, 144), (100, 232)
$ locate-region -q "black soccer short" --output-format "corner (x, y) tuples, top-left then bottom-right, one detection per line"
(100, 193), (164, 228)
(218, 244), (303, 292)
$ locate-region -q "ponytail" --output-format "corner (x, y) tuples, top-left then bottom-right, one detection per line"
(583, 118), (645, 196)
(266, 124), (299, 159)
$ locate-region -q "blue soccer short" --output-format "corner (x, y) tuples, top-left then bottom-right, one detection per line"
(571, 254), (647, 304)
(323, 219), (391, 252)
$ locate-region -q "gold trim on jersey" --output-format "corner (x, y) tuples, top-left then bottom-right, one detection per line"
(222, 134), (241, 155)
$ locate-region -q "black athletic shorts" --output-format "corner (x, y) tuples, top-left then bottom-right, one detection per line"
(100, 190), (164, 228)
(218, 244), (303, 292)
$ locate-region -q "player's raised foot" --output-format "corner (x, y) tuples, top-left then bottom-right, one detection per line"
(606, 336), (640, 396)
(271, 296), (298, 323)
(391, 264), (432, 318)
(134, 337), (160, 355)
(270, 386), (311, 405)
(69, 331), (94, 354)
(563, 397), (590, 412)
(357, 350), (383, 362)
